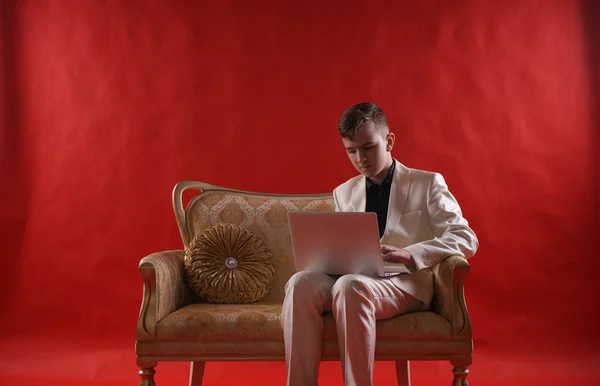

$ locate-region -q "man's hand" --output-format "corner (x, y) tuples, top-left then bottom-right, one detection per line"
(381, 245), (415, 266)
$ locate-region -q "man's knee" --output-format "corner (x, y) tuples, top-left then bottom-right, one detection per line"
(285, 271), (326, 297)
(332, 274), (372, 301)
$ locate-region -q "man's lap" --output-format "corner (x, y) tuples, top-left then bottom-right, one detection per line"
(286, 270), (422, 318)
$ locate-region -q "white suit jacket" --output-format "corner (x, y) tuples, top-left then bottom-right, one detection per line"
(333, 160), (479, 306)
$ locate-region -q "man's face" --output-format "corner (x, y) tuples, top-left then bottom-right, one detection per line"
(341, 120), (395, 183)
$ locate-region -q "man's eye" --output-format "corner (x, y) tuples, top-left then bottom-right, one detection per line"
(364, 146), (374, 150)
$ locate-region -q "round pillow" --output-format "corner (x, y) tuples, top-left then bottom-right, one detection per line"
(184, 223), (275, 303)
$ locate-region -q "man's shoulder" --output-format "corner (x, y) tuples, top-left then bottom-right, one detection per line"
(404, 166), (441, 182)
(333, 174), (362, 196)
(397, 163), (444, 184)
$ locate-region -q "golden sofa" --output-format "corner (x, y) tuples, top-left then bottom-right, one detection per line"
(135, 181), (473, 386)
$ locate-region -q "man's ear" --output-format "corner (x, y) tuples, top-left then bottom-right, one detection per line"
(386, 132), (395, 151)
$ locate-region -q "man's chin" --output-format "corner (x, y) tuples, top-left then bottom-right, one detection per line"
(359, 169), (376, 178)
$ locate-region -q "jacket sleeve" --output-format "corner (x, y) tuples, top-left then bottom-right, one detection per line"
(404, 173), (479, 270)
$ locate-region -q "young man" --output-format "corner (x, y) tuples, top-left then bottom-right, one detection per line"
(281, 102), (478, 386)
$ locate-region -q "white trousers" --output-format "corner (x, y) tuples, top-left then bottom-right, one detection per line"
(281, 271), (423, 386)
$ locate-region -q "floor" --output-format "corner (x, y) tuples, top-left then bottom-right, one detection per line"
(0, 339), (598, 385)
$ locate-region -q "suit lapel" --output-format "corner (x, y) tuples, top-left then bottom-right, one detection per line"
(349, 175), (366, 212)
(383, 160), (412, 238)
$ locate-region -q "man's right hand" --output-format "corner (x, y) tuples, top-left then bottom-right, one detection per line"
(381, 244), (414, 267)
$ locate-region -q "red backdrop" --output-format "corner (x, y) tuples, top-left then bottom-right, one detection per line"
(1, 0), (599, 360)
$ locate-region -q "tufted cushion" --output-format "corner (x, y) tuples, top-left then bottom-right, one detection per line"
(184, 224), (275, 303)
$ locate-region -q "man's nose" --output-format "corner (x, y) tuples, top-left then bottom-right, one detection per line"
(356, 152), (365, 163)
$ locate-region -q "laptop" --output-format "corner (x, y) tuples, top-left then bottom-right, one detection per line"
(287, 211), (386, 277)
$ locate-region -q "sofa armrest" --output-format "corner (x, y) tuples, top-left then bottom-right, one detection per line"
(430, 255), (472, 339)
(136, 250), (193, 340)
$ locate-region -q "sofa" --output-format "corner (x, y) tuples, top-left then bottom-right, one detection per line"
(135, 180), (473, 386)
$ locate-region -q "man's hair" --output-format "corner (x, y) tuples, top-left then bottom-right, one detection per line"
(337, 102), (388, 138)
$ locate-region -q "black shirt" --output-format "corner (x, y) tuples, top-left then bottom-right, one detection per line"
(365, 161), (396, 238)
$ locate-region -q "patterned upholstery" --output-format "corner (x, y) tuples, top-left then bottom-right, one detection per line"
(156, 302), (452, 343)
(185, 192), (335, 302)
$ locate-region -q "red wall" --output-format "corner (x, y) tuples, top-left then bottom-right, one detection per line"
(1, 0), (599, 354)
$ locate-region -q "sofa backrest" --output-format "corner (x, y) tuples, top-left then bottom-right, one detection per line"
(173, 181), (334, 302)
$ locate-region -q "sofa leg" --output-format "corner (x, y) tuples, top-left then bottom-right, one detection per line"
(189, 361), (206, 386)
(395, 360), (411, 386)
(450, 359), (470, 386)
(137, 359), (157, 386)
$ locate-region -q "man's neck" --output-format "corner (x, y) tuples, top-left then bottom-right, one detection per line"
(369, 158), (394, 185)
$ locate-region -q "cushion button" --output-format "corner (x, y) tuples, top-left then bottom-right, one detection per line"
(225, 257), (238, 269)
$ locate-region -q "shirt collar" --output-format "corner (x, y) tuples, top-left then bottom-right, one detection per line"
(366, 160), (396, 189)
